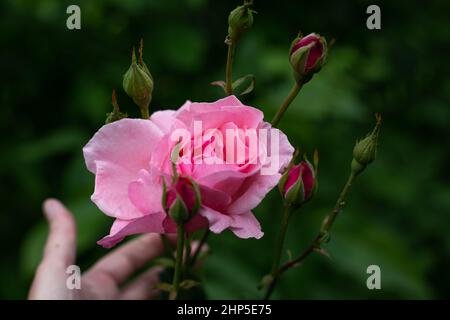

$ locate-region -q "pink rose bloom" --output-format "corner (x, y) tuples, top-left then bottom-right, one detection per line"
(83, 96), (294, 248)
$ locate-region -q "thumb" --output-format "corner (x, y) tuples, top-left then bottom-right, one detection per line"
(29, 199), (77, 299)
(42, 199), (77, 266)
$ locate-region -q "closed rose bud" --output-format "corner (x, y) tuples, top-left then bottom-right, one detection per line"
(279, 160), (316, 208)
(289, 33), (327, 84)
(227, 0), (254, 43)
(123, 43), (153, 119)
(163, 177), (201, 224)
(352, 113), (382, 175)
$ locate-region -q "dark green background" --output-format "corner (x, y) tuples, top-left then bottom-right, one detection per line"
(1, 0), (449, 299)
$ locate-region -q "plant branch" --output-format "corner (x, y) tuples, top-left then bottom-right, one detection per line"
(280, 172), (356, 275)
(170, 222), (185, 300)
(190, 229), (210, 267)
(225, 42), (236, 95)
(271, 82), (302, 128)
(263, 206), (292, 299)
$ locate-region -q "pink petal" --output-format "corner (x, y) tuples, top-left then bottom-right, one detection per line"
(199, 206), (233, 234)
(91, 161), (145, 219)
(285, 164), (301, 193)
(97, 212), (167, 248)
(176, 95), (264, 131)
(83, 119), (165, 219)
(227, 123), (294, 213)
(128, 168), (164, 215)
(226, 173), (281, 215)
(229, 211), (263, 239)
(83, 118), (164, 174)
(199, 183), (232, 211)
(162, 214), (209, 234)
(150, 110), (176, 134)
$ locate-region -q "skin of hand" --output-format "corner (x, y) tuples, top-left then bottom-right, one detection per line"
(28, 198), (176, 300)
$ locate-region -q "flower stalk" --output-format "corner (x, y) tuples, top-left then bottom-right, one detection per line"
(170, 222), (185, 300)
(225, 42), (236, 95)
(263, 205), (292, 299)
(271, 82), (302, 127)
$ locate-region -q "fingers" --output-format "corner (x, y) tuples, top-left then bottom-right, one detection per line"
(28, 199), (77, 299)
(41, 199), (77, 266)
(119, 266), (164, 300)
(85, 233), (172, 285)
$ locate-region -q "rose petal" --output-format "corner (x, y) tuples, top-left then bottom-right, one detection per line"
(128, 168), (164, 215)
(229, 211), (264, 239)
(199, 206), (233, 234)
(97, 212), (167, 248)
(83, 119), (165, 219)
(150, 110), (176, 134)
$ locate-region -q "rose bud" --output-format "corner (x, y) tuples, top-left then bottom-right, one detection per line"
(123, 41), (154, 119)
(289, 32), (327, 84)
(162, 177), (201, 224)
(352, 113), (382, 176)
(227, 0), (254, 43)
(279, 158), (317, 208)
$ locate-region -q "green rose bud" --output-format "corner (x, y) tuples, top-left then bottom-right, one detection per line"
(227, 0), (254, 43)
(123, 40), (153, 119)
(352, 113), (382, 175)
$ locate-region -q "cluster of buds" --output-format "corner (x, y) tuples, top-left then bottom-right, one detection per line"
(289, 33), (327, 84)
(227, 0), (255, 44)
(162, 176), (201, 225)
(122, 40), (154, 118)
(278, 151), (318, 209)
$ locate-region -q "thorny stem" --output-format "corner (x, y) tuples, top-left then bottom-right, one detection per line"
(265, 171), (357, 299)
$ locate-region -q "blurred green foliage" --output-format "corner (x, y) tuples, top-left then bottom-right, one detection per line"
(1, 0), (449, 299)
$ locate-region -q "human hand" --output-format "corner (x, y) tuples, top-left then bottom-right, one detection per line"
(28, 198), (173, 300)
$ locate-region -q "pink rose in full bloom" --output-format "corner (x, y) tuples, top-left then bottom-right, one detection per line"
(83, 95), (294, 248)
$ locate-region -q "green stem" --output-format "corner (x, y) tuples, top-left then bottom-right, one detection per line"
(140, 106), (149, 119)
(225, 43), (236, 95)
(271, 82), (302, 128)
(276, 170), (357, 280)
(185, 233), (192, 267)
(170, 222), (185, 300)
(264, 206), (292, 299)
(190, 229), (210, 267)
(318, 171), (356, 239)
(160, 234), (173, 257)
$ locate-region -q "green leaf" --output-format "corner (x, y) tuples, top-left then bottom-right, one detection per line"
(153, 257), (175, 269)
(210, 80), (226, 88)
(179, 279), (200, 290)
(232, 74), (255, 96)
(210, 80), (227, 94)
(154, 282), (173, 292)
(257, 274), (273, 290)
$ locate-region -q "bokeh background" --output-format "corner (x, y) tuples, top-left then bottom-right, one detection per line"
(1, 0), (449, 299)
